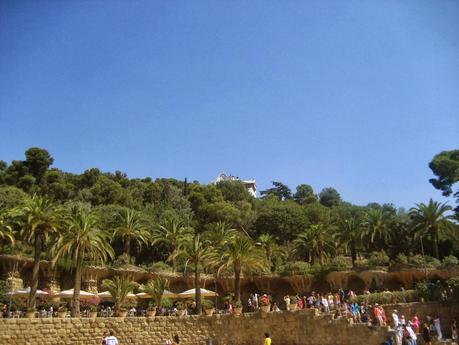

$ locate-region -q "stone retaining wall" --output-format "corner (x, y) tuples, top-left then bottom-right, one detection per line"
(383, 302), (459, 338)
(0, 311), (391, 345)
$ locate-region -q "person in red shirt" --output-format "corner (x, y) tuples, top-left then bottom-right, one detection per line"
(374, 304), (383, 326)
(297, 294), (304, 309)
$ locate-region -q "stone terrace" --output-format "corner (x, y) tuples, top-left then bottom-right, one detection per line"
(0, 310), (391, 345)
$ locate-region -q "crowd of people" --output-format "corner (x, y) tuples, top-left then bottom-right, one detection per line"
(240, 289), (458, 344)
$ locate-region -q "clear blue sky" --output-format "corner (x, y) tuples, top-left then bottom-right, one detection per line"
(1, 1), (458, 208)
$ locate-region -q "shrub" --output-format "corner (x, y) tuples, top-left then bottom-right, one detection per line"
(202, 299), (214, 310)
(112, 253), (136, 267)
(323, 256), (352, 272)
(354, 258), (369, 268)
(0, 279), (10, 305)
(161, 298), (173, 308)
(408, 255), (424, 267)
(446, 276), (459, 302)
(148, 301), (156, 310)
(278, 261), (312, 277)
(415, 281), (433, 301)
(395, 254), (408, 265)
(356, 290), (417, 305)
(424, 256), (441, 268)
(148, 261), (173, 273)
(442, 255), (459, 267)
(367, 251), (390, 267)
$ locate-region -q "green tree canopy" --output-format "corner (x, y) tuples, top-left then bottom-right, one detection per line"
(260, 181), (292, 200)
(293, 184), (317, 205)
(429, 150), (459, 213)
(318, 187), (342, 207)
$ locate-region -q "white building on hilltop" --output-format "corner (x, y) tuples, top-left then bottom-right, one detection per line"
(213, 173), (257, 198)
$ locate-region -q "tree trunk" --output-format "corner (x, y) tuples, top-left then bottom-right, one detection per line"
(195, 263), (201, 315)
(350, 240), (357, 265)
(234, 266), (241, 302)
(432, 227), (439, 259)
(125, 237), (131, 257)
(28, 234), (42, 309)
(172, 253), (177, 272)
(72, 253), (83, 317)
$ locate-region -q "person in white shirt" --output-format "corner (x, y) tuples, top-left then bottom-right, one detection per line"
(104, 331), (119, 345)
(434, 316), (442, 339)
(406, 323), (417, 345)
(252, 293), (259, 310)
(392, 309), (399, 328)
(321, 297), (329, 313)
(283, 295), (290, 311)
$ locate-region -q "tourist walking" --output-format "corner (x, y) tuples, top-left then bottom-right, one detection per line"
(263, 333), (272, 345)
(451, 319), (457, 341)
(297, 294), (304, 309)
(406, 322), (417, 345)
(392, 309), (399, 328)
(421, 322), (432, 345)
(400, 315), (406, 326)
(374, 304), (383, 326)
(411, 314), (419, 333)
(248, 296), (253, 312)
(283, 295), (290, 311)
(434, 315), (442, 339)
(104, 331), (119, 345)
(322, 296), (329, 313)
(394, 325), (403, 345)
(252, 293), (259, 310)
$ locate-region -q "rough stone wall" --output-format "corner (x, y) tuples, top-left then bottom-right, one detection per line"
(0, 311), (390, 345)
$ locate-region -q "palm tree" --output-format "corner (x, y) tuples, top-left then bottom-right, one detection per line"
(113, 208), (150, 258)
(102, 275), (138, 312)
(179, 233), (214, 314)
(294, 223), (336, 265)
(257, 233), (280, 272)
(216, 233), (267, 302)
(335, 217), (362, 265)
(141, 277), (169, 307)
(203, 221), (237, 247)
(152, 218), (192, 271)
(410, 199), (453, 259)
(11, 195), (62, 308)
(362, 209), (392, 251)
(0, 214), (14, 246)
(52, 205), (114, 316)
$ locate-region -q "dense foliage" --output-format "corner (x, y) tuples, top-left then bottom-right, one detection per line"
(0, 147), (458, 280)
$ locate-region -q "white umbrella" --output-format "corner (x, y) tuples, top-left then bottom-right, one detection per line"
(97, 291), (137, 299)
(97, 291), (112, 299)
(7, 287), (49, 298)
(58, 289), (95, 300)
(136, 290), (178, 299)
(178, 288), (218, 299)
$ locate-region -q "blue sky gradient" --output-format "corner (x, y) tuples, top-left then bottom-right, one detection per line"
(1, 1), (458, 208)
